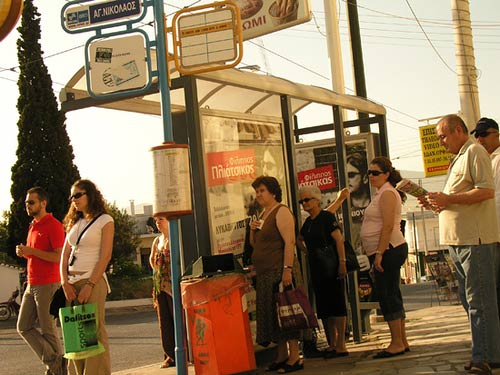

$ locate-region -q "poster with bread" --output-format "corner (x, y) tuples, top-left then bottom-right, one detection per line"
(231, 0), (311, 40)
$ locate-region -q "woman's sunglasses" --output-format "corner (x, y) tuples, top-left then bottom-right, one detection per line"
(299, 197), (315, 204)
(68, 192), (86, 202)
(367, 170), (384, 176)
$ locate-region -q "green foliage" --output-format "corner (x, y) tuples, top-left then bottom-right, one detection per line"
(106, 202), (141, 269)
(7, 0), (80, 259)
(108, 276), (152, 301)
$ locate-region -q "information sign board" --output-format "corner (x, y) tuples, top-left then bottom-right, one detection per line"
(419, 124), (452, 177)
(86, 32), (150, 97)
(172, 2), (243, 75)
(63, 0), (143, 32)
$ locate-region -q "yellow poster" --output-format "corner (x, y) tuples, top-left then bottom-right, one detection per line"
(419, 124), (452, 177)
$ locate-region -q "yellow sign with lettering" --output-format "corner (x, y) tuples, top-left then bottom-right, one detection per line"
(419, 124), (453, 177)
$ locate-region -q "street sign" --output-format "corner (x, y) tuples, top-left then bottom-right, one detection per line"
(62, 0), (145, 33)
(85, 30), (152, 98)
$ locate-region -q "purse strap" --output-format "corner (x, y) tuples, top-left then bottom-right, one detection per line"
(76, 213), (103, 246)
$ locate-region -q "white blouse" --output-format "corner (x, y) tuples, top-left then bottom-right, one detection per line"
(67, 214), (113, 285)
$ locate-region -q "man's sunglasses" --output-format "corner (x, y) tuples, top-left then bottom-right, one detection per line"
(474, 130), (496, 139)
(299, 197), (315, 204)
(68, 192), (86, 202)
(367, 170), (384, 176)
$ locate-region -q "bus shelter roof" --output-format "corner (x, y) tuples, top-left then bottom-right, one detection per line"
(60, 51), (385, 118)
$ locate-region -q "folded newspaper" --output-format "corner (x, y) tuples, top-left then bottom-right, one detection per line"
(395, 178), (428, 198)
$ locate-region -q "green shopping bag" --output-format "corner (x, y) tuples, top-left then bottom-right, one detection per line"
(59, 303), (105, 360)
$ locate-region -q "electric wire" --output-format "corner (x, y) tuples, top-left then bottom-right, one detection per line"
(404, 0), (456, 74)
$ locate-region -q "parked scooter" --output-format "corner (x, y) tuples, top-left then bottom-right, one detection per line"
(0, 288), (21, 321)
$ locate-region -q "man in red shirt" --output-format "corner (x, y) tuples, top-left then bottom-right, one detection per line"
(16, 187), (66, 375)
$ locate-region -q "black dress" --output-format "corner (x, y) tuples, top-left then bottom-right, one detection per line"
(300, 210), (347, 319)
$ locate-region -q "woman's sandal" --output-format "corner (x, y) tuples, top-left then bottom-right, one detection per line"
(276, 359), (304, 373)
(265, 359), (287, 372)
(466, 363), (492, 375)
(160, 358), (175, 369)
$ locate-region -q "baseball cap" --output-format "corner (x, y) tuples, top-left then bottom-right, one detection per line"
(470, 117), (499, 135)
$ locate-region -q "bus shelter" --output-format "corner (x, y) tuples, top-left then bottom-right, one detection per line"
(60, 51), (388, 342)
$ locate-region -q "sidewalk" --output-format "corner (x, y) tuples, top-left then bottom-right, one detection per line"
(112, 303), (496, 375)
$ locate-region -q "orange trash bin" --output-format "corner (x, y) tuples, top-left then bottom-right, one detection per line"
(181, 273), (256, 375)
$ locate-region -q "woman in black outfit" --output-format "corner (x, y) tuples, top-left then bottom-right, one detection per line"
(298, 186), (348, 359)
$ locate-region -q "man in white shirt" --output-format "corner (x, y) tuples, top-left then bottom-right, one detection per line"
(470, 117), (500, 326)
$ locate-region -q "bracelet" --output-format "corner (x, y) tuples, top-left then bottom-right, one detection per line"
(85, 280), (95, 288)
(376, 251), (383, 255)
(339, 258), (346, 262)
(283, 265), (293, 269)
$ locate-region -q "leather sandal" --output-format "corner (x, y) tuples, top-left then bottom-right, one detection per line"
(373, 350), (405, 359)
(265, 359), (287, 372)
(466, 363), (492, 375)
(160, 358), (175, 368)
(277, 359), (304, 373)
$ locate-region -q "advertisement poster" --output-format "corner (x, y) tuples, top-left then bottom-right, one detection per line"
(202, 113), (287, 257)
(419, 124), (452, 177)
(296, 139), (371, 254)
(231, 0), (312, 41)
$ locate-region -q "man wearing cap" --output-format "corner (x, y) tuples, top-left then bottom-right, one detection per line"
(419, 114), (500, 375)
(471, 117), (500, 326)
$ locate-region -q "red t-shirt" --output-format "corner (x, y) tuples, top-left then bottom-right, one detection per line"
(26, 213), (65, 285)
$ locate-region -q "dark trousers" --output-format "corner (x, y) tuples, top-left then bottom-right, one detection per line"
(156, 291), (175, 360)
(374, 243), (408, 322)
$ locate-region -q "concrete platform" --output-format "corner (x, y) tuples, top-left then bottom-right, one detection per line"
(112, 303), (499, 375)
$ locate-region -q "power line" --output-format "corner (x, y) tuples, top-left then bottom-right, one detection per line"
(403, 0), (457, 75)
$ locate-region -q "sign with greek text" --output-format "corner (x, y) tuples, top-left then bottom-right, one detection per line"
(419, 124), (452, 177)
(206, 149), (256, 187)
(231, 0), (311, 40)
(63, 0), (143, 32)
(297, 165), (336, 190)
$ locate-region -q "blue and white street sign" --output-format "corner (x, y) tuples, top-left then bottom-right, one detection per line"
(62, 0), (145, 33)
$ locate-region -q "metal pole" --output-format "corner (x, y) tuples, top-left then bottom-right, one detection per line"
(411, 212), (420, 283)
(152, 1), (187, 374)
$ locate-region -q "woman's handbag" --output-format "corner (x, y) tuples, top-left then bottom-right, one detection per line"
(59, 303), (105, 360)
(275, 286), (318, 331)
(49, 286), (66, 318)
(344, 241), (361, 273)
(312, 245), (338, 279)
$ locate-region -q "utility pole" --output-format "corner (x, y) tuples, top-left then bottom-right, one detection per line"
(346, 0), (369, 132)
(451, 0), (481, 130)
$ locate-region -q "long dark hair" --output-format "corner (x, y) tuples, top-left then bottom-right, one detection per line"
(63, 179), (107, 231)
(370, 157), (407, 202)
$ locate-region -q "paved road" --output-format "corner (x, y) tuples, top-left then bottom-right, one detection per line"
(0, 306), (162, 375)
(0, 281), (451, 374)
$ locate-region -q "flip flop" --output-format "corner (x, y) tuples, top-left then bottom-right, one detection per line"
(466, 363), (492, 375)
(336, 352), (349, 357)
(277, 359), (304, 373)
(373, 350), (405, 359)
(265, 359), (287, 372)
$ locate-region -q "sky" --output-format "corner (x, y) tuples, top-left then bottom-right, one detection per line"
(1, 0), (499, 214)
